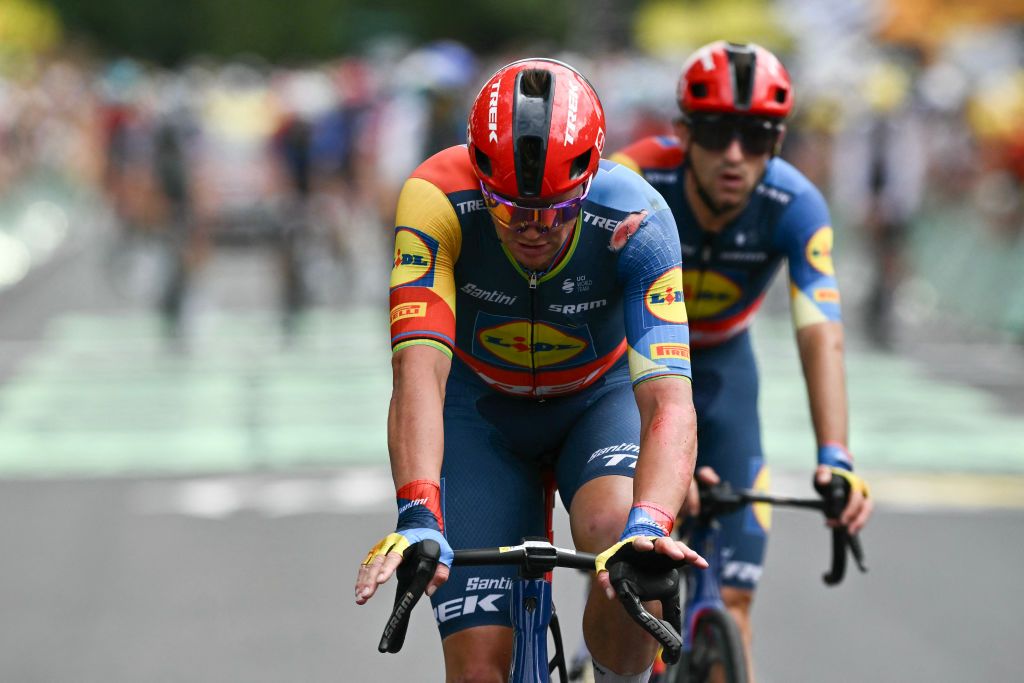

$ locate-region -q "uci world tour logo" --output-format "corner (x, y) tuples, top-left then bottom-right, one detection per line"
(391, 228), (437, 288)
(644, 267), (687, 323)
(479, 321), (587, 368)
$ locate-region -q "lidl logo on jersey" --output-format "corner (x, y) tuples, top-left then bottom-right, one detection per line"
(650, 342), (690, 360)
(682, 270), (741, 318)
(806, 226), (835, 276)
(473, 315), (596, 369)
(391, 227), (438, 288)
(644, 267), (687, 324)
(478, 321), (588, 368)
(747, 461), (772, 534)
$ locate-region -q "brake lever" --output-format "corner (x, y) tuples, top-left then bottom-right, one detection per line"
(615, 580), (683, 664)
(378, 540), (441, 654)
(606, 546), (684, 664)
(814, 473), (868, 585)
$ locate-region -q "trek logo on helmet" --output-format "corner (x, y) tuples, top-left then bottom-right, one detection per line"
(564, 80), (580, 145)
(487, 82), (500, 143)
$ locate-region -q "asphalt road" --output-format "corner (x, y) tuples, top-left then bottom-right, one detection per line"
(0, 216), (1021, 682)
(1, 477), (1021, 682)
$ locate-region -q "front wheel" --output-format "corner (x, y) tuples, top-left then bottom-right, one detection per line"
(663, 609), (748, 683)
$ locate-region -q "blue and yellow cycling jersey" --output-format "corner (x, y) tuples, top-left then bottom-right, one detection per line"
(611, 136), (841, 348)
(389, 145), (691, 398)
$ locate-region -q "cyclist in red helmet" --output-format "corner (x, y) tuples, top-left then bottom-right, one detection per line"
(611, 41), (873, 680)
(356, 57), (708, 681)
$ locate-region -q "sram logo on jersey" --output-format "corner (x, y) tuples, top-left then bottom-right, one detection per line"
(549, 299), (607, 314)
(650, 342), (690, 360)
(390, 302), (427, 323)
(806, 226), (835, 276)
(391, 227), (438, 289)
(644, 267), (687, 324)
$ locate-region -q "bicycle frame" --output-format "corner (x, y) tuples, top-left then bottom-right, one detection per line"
(681, 520), (726, 654)
(509, 573), (555, 681)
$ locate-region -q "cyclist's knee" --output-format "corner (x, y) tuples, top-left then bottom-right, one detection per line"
(442, 626), (512, 683)
(445, 666), (507, 683)
(569, 476), (632, 551)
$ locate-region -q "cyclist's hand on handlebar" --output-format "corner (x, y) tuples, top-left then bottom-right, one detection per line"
(815, 465), (873, 534)
(354, 479), (453, 605)
(682, 466), (720, 518)
(595, 502), (708, 600)
(356, 529), (452, 605)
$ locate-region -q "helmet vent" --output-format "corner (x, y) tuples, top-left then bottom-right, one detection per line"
(520, 69), (552, 98)
(689, 83), (708, 99)
(729, 48), (756, 110)
(517, 135), (544, 196)
(474, 147), (492, 177)
(774, 87), (788, 104)
(513, 69), (554, 197)
(569, 149), (592, 180)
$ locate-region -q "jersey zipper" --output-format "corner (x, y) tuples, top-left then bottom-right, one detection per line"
(528, 271), (539, 397)
(693, 231), (716, 319)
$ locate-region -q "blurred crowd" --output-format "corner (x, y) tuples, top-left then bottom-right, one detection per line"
(0, 18), (1022, 343)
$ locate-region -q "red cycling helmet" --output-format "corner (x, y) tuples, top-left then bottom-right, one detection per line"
(677, 41), (793, 120)
(467, 58), (606, 199)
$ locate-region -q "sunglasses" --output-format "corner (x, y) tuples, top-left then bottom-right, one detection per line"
(688, 116), (783, 156)
(480, 177), (591, 233)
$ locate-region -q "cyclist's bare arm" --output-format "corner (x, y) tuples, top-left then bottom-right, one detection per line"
(355, 345), (451, 604)
(387, 344), (450, 486)
(633, 376), (697, 522)
(797, 321), (872, 532)
(597, 376), (706, 597)
(797, 320), (848, 449)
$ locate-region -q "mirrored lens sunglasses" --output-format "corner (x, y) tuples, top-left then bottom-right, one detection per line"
(480, 177), (591, 232)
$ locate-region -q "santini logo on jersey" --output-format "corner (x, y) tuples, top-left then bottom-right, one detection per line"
(588, 443), (639, 468)
(461, 283), (517, 306)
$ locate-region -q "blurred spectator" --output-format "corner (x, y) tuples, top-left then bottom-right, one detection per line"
(831, 50), (928, 349)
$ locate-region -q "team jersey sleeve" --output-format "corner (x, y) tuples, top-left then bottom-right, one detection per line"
(389, 177), (462, 356)
(608, 150), (642, 175)
(615, 200), (692, 385)
(775, 185), (843, 329)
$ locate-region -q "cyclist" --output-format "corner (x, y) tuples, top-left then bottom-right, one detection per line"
(355, 58), (707, 682)
(609, 41), (873, 679)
